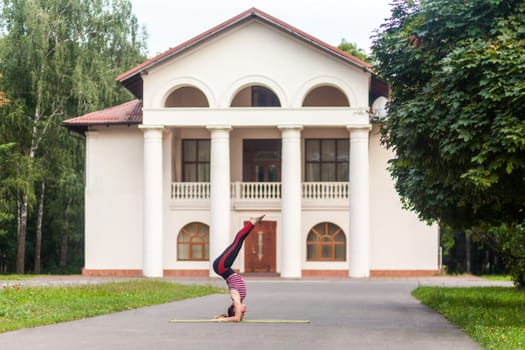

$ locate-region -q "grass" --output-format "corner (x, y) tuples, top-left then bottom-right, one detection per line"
(0, 274), (38, 281)
(0, 279), (223, 333)
(413, 287), (525, 350)
(482, 275), (512, 281)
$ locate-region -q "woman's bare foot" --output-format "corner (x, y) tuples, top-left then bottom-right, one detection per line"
(250, 214), (265, 225)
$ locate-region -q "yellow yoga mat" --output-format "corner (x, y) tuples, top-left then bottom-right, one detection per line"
(169, 319), (310, 324)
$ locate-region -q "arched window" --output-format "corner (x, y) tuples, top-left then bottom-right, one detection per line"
(302, 86), (349, 107)
(165, 86), (209, 107)
(231, 85), (281, 107)
(306, 222), (346, 261)
(177, 222), (209, 260)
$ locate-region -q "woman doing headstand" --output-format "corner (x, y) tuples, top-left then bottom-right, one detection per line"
(212, 214), (265, 322)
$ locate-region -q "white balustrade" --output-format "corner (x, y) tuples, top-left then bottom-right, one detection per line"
(238, 182), (281, 200)
(302, 182), (349, 200)
(171, 182), (210, 199)
(171, 182), (349, 200)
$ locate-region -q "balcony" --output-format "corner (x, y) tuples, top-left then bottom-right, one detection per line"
(170, 182), (349, 210)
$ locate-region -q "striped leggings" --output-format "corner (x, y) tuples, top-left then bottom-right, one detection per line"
(212, 222), (255, 279)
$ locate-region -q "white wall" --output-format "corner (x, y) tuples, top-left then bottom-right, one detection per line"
(142, 20), (369, 111)
(368, 125), (439, 271)
(84, 126), (144, 270)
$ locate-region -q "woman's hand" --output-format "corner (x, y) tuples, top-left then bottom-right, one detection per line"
(250, 214), (265, 225)
(210, 316), (239, 322)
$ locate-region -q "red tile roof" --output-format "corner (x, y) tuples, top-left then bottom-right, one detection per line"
(117, 7), (371, 97)
(62, 99), (142, 133)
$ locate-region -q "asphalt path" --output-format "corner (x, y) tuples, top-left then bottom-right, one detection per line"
(1, 277), (508, 350)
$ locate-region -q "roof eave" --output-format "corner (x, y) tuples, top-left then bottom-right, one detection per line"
(253, 11), (371, 71)
(116, 9), (257, 87)
(62, 120), (142, 135)
(116, 8), (371, 90)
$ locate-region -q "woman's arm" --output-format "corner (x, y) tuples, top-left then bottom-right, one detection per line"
(211, 290), (244, 322)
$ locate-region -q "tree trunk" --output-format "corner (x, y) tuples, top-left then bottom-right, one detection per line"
(59, 196), (73, 269)
(465, 230), (472, 274)
(59, 232), (68, 269)
(16, 194), (28, 274)
(34, 180), (45, 274)
(16, 104), (41, 274)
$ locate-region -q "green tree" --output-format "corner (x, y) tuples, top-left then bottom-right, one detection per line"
(0, 92), (7, 107)
(338, 39), (369, 62)
(0, 88), (7, 108)
(372, 0), (525, 285)
(0, 0), (146, 273)
(0, 75), (12, 237)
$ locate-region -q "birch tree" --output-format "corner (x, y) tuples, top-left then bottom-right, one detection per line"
(0, 0), (146, 273)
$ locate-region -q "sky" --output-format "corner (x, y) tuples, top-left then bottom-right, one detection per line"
(129, 0), (393, 57)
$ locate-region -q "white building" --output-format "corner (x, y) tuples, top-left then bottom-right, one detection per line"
(63, 8), (439, 278)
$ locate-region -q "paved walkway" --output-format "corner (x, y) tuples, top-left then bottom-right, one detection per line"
(0, 276), (512, 350)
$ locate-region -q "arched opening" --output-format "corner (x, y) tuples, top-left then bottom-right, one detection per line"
(302, 86), (349, 107)
(165, 86), (209, 107)
(177, 222), (209, 260)
(306, 222), (346, 261)
(231, 85), (281, 107)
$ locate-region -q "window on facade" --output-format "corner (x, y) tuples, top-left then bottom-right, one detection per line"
(306, 222), (346, 261)
(165, 86), (209, 107)
(305, 139), (349, 181)
(182, 139), (210, 182)
(231, 85), (281, 107)
(302, 86), (349, 107)
(177, 222), (209, 261)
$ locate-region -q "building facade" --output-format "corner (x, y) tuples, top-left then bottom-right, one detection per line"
(63, 8), (439, 278)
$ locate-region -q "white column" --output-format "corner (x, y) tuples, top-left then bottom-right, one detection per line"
(84, 131), (98, 271)
(279, 125), (303, 278)
(348, 126), (371, 278)
(162, 129), (172, 269)
(207, 126), (231, 277)
(141, 125), (164, 277)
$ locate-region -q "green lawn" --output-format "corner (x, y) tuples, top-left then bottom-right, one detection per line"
(0, 279), (223, 333)
(413, 287), (525, 350)
(482, 275), (513, 281)
(0, 274), (38, 280)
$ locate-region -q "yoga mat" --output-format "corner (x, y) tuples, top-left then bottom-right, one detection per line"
(169, 319), (310, 324)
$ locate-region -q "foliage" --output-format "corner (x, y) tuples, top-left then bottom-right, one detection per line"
(0, 75), (8, 108)
(413, 287), (525, 349)
(372, 0), (525, 285)
(337, 39), (369, 62)
(0, 142), (15, 234)
(0, 0), (147, 273)
(484, 223), (525, 288)
(372, 0), (525, 228)
(0, 280), (223, 332)
(441, 225), (507, 276)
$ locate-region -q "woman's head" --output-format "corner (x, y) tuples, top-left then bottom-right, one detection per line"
(227, 304), (235, 317)
(226, 303), (247, 318)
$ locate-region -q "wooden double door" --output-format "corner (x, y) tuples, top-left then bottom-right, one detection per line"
(244, 220), (276, 273)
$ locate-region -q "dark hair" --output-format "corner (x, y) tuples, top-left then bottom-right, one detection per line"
(227, 304), (235, 317)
